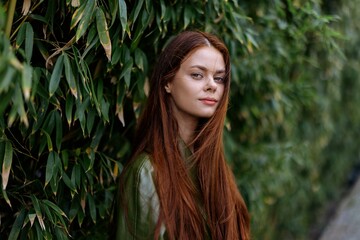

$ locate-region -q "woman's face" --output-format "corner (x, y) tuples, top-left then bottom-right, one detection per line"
(165, 46), (226, 123)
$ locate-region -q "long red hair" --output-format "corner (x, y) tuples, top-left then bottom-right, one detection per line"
(126, 31), (250, 239)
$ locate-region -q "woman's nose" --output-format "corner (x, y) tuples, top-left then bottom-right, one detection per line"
(205, 77), (217, 92)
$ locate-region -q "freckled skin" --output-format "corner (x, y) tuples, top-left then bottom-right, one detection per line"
(166, 46), (225, 126)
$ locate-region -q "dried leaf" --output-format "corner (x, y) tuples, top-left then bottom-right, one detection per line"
(22, 0), (31, 16)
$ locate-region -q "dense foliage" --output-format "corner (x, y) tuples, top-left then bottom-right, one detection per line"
(0, 0), (359, 239)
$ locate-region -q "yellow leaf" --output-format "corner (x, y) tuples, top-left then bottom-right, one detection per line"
(22, 0), (31, 16)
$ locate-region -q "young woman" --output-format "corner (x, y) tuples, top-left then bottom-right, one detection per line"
(115, 31), (250, 240)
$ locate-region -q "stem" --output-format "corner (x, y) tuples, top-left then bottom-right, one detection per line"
(5, 0), (17, 38)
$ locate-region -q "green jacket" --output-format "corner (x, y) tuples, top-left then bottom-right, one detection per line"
(116, 153), (167, 239)
(115, 143), (209, 239)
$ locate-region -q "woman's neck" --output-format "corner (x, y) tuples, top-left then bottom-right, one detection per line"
(174, 114), (198, 149)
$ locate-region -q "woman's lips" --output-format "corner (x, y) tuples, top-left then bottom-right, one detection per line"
(199, 98), (218, 105)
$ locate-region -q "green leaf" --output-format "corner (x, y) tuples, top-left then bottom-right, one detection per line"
(86, 109), (96, 134)
(69, 199), (80, 222)
(25, 22), (34, 63)
(9, 83), (28, 127)
(42, 204), (55, 224)
(129, 0), (144, 27)
(76, 0), (96, 41)
(31, 195), (46, 230)
(49, 54), (64, 97)
(8, 208), (26, 240)
(62, 171), (77, 193)
(54, 110), (62, 151)
(45, 151), (55, 187)
(109, 0), (118, 26)
(1, 141), (13, 190)
(87, 194), (96, 223)
(41, 129), (53, 152)
(65, 94), (73, 126)
(0, 104), (9, 126)
(72, 163), (81, 189)
(135, 48), (147, 72)
(100, 98), (110, 122)
(15, 23), (26, 49)
(63, 53), (77, 98)
(119, 58), (133, 87)
(183, 5), (193, 29)
(118, 0), (127, 40)
(70, 2), (86, 30)
(42, 199), (67, 218)
(75, 96), (90, 135)
(61, 150), (69, 171)
(96, 7), (112, 61)
(21, 63), (32, 100)
(90, 122), (105, 149)
(0, 67), (16, 93)
(1, 188), (11, 207)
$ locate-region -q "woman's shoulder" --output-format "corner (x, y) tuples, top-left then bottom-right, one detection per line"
(122, 152), (155, 187)
(126, 152), (153, 173)
(122, 152), (158, 205)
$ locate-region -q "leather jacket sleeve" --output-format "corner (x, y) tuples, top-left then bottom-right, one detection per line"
(116, 153), (166, 240)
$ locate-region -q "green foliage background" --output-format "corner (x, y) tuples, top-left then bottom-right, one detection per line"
(0, 0), (359, 239)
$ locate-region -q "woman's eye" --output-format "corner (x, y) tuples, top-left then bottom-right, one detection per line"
(214, 77), (225, 83)
(191, 73), (203, 79)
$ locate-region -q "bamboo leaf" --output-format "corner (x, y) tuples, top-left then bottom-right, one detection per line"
(22, 0), (31, 16)
(63, 53), (78, 98)
(109, 0), (118, 26)
(45, 151), (55, 187)
(15, 23), (26, 50)
(25, 22), (34, 63)
(1, 141), (13, 190)
(118, 0), (127, 40)
(10, 83), (28, 127)
(42, 199), (67, 218)
(135, 48), (147, 72)
(61, 150), (69, 171)
(65, 95), (73, 126)
(183, 5), (193, 29)
(90, 122), (104, 149)
(70, 2), (86, 30)
(42, 204), (55, 224)
(54, 110), (62, 151)
(75, 96), (90, 135)
(41, 129), (53, 152)
(2, 188), (12, 207)
(61, 170), (77, 193)
(76, 0), (96, 41)
(69, 200), (79, 222)
(100, 98), (110, 122)
(87, 194), (96, 223)
(96, 8), (112, 61)
(86, 109), (96, 134)
(129, 0), (144, 28)
(49, 54), (64, 97)
(21, 63), (32, 100)
(28, 213), (36, 227)
(0, 67), (16, 93)
(119, 58), (133, 87)
(8, 208), (26, 240)
(31, 195), (46, 230)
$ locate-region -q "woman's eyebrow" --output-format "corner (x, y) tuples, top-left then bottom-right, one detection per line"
(190, 65), (225, 74)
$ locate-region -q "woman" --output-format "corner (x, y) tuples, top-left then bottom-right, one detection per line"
(115, 31), (250, 239)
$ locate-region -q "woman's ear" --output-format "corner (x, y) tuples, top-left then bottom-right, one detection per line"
(165, 83), (171, 93)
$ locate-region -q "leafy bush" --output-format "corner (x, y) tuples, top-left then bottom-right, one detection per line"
(0, 0), (359, 239)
